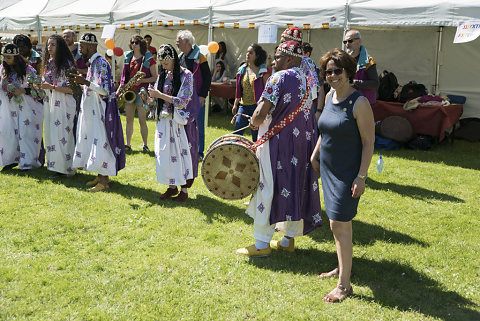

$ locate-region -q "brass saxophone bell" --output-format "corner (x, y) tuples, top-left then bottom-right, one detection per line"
(124, 91), (136, 104)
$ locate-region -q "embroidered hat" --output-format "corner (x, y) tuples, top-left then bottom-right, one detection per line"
(278, 41), (303, 58)
(80, 33), (98, 44)
(157, 44), (176, 61)
(2, 43), (19, 56)
(282, 27), (302, 42)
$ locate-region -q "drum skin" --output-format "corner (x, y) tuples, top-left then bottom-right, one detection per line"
(201, 134), (259, 200)
(375, 115), (415, 143)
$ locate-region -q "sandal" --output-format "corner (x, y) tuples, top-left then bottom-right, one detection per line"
(318, 267), (339, 279)
(323, 285), (353, 303)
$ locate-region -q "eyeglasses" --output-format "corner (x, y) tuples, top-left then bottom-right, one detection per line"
(325, 68), (344, 76)
(131, 41), (140, 45)
(274, 54), (286, 60)
(342, 38), (359, 44)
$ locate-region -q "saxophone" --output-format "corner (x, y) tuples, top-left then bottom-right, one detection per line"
(117, 71), (146, 106)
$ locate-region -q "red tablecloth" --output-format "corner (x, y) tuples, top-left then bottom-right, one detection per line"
(210, 82), (236, 99)
(372, 100), (463, 141)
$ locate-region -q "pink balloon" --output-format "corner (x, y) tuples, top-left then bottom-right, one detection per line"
(113, 47), (124, 57)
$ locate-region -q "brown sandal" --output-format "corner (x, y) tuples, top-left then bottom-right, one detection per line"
(323, 285), (353, 303)
(318, 267), (339, 279)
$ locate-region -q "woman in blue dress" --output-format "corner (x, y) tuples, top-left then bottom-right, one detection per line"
(311, 49), (375, 303)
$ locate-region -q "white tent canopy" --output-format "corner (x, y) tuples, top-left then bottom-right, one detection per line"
(1, 0), (479, 118)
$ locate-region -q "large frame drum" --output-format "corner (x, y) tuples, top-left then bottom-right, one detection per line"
(201, 134), (259, 200)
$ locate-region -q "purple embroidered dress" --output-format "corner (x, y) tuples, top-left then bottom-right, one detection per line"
(72, 53), (125, 176)
(154, 68), (199, 186)
(43, 59), (77, 174)
(0, 64), (44, 169)
(246, 67), (322, 236)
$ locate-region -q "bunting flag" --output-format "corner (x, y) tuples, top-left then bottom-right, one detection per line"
(148, 21), (153, 27)
(85, 25), (89, 29)
(43, 26), (48, 31)
(52, 26), (56, 31)
(194, 20), (199, 25)
(96, 24), (100, 29)
(121, 24), (126, 29)
(76, 25), (80, 30)
(139, 22), (144, 28)
(287, 23), (294, 28)
(61, 26), (65, 31)
(180, 20), (184, 26)
(130, 23), (135, 28)
(249, 23), (255, 29)
(168, 20), (173, 27)
(219, 22), (225, 28)
(69, 26), (73, 30)
(234, 23), (239, 29)
(157, 20), (163, 26)
(303, 24), (311, 30)
(321, 23), (330, 29)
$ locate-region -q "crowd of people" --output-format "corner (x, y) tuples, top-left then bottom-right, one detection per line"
(0, 27), (377, 303)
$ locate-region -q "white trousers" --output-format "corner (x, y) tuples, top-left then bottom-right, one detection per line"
(253, 220), (302, 243)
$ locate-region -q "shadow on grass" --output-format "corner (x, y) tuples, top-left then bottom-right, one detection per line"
(2, 167), (250, 224)
(248, 250), (479, 320)
(366, 178), (464, 203)
(377, 140), (480, 171)
(308, 216), (428, 247)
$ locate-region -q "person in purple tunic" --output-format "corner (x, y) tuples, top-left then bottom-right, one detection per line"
(237, 41), (322, 257)
(70, 33), (126, 192)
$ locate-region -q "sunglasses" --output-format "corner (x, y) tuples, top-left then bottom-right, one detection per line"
(325, 68), (344, 76)
(131, 41), (140, 45)
(274, 54), (286, 60)
(342, 38), (359, 44)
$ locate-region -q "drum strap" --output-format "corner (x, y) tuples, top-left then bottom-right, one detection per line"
(249, 84), (310, 151)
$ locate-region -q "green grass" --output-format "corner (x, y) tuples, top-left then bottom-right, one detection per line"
(1, 113), (479, 320)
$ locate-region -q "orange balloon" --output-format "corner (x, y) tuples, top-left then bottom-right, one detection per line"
(105, 38), (115, 50)
(207, 41), (219, 53)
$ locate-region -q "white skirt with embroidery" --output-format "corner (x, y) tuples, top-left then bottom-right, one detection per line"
(72, 91), (116, 176)
(154, 117), (193, 186)
(44, 90), (77, 174)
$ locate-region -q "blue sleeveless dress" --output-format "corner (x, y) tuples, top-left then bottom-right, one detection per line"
(318, 90), (363, 222)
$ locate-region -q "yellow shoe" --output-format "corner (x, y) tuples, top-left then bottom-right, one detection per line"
(270, 238), (295, 253)
(236, 244), (272, 257)
(88, 183), (109, 192)
(86, 176), (100, 186)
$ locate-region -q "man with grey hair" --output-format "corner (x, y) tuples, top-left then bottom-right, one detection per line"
(176, 30), (211, 161)
(343, 29), (379, 104)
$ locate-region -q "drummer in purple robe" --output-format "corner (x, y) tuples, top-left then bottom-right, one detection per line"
(237, 41), (322, 257)
(70, 33), (126, 192)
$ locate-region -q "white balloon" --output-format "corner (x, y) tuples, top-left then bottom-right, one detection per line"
(106, 49), (114, 57)
(199, 45), (209, 56)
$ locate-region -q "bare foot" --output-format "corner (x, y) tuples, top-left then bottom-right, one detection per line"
(318, 267), (339, 279)
(323, 284), (353, 303)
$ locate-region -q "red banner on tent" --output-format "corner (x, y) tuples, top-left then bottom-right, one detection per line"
(43, 26), (48, 31)
(194, 20), (199, 25)
(321, 23), (330, 29)
(234, 23), (239, 29)
(121, 24), (126, 29)
(180, 20), (185, 26)
(139, 22), (144, 28)
(130, 23), (135, 28)
(286, 23), (293, 28)
(96, 24), (100, 29)
(147, 21), (153, 27)
(303, 24), (311, 30)
(157, 21), (163, 26)
(85, 25), (89, 29)
(249, 23), (255, 29)
(168, 20), (173, 27)
(219, 22), (225, 28)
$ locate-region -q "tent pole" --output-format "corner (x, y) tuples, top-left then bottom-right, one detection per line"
(205, 4), (213, 128)
(433, 26), (443, 95)
(342, 1), (350, 50)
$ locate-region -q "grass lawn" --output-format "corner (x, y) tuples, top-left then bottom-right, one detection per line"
(1, 112), (479, 320)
